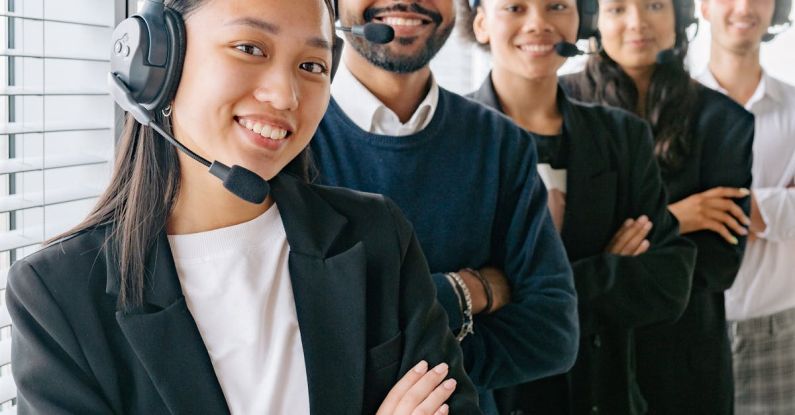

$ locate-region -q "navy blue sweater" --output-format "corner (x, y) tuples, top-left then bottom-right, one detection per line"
(311, 89), (579, 395)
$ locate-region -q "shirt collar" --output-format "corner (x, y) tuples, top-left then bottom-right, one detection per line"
(697, 67), (782, 109)
(330, 59), (439, 135)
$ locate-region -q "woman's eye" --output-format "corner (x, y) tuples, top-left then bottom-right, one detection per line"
(504, 4), (523, 12)
(604, 6), (624, 14)
(649, 1), (664, 10)
(235, 44), (266, 57)
(549, 3), (568, 11)
(300, 62), (328, 75)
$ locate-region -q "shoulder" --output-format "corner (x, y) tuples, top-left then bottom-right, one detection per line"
(566, 96), (654, 156)
(440, 88), (532, 139)
(7, 226), (108, 309)
(696, 84), (754, 125)
(559, 71), (590, 99)
(693, 85), (754, 149)
(766, 74), (795, 106)
(305, 181), (409, 234)
(307, 181), (392, 215)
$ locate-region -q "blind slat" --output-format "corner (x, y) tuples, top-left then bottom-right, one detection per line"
(0, 376), (16, 408)
(0, 49), (108, 62)
(0, 231), (40, 254)
(0, 122), (112, 135)
(0, 338), (10, 368)
(0, 87), (108, 96)
(0, 154), (107, 175)
(0, 187), (102, 214)
(0, 11), (112, 28)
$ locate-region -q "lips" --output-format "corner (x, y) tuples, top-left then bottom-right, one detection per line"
(235, 116), (293, 141)
(517, 44), (555, 53)
(729, 20), (756, 30)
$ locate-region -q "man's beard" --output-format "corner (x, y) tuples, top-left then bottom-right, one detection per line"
(344, 3), (455, 73)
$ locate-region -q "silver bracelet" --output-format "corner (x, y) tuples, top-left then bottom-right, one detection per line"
(446, 272), (474, 341)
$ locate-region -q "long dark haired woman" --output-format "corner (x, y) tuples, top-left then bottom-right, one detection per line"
(562, 0), (754, 412)
(459, 0), (696, 412)
(4, 0), (481, 413)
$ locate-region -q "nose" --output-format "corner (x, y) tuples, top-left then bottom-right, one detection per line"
(625, 4), (649, 31)
(253, 66), (300, 112)
(734, 0), (752, 15)
(521, 6), (554, 34)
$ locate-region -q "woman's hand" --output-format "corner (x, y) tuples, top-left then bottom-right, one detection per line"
(606, 215), (653, 256)
(377, 361), (457, 415)
(460, 267), (511, 314)
(668, 187), (750, 244)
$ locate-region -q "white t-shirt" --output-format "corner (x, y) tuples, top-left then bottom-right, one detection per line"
(167, 205), (310, 414)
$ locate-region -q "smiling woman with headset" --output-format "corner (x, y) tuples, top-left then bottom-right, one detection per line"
(562, 0), (755, 412)
(459, 0), (696, 412)
(3, 0), (481, 414)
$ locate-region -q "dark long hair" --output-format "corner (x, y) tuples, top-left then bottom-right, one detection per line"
(568, 1), (699, 174)
(51, 0), (326, 311)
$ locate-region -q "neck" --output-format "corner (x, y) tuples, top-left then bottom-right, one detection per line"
(167, 153), (273, 235)
(491, 67), (561, 135)
(623, 64), (655, 115)
(343, 48), (432, 123)
(708, 41), (762, 105)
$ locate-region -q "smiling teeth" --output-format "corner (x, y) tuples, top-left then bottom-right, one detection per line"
(239, 119), (288, 140)
(519, 44), (554, 53)
(382, 17), (424, 26)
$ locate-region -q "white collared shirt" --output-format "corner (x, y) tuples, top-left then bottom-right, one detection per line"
(331, 60), (439, 136)
(168, 205), (310, 414)
(697, 69), (795, 321)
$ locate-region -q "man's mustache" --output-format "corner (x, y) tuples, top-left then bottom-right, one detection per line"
(363, 3), (443, 26)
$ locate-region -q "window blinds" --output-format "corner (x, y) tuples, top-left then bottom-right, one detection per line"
(0, 0), (123, 411)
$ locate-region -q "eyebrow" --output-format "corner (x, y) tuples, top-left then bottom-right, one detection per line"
(225, 17), (331, 51)
(225, 17), (280, 34)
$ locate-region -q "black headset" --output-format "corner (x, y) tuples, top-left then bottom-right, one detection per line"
(110, 0), (344, 114)
(764, 0), (792, 41)
(467, 0), (600, 40)
(674, 0), (699, 41)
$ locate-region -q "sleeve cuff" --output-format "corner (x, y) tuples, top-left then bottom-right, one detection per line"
(432, 272), (463, 331)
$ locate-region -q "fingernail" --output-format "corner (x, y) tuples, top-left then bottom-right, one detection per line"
(439, 404), (450, 414)
(739, 188), (751, 196)
(443, 378), (457, 390)
(414, 360), (428, 373)
(644, 221), (653, 230)
(434, 363), (449, 374)
(743, 217), (751, 225)
(738, 228), (748, 235)
(729, 236), (738, 245)
(639, 215), (649, 223)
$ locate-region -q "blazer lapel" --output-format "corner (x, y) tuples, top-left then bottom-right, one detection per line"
(270, 173), (368, 414)
(107, 230), (229, 415)
(558, 90), (618, 259)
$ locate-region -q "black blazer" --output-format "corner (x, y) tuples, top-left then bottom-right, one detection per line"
(563, 75), (754, 414)
(469, 77), (696, 415)
(6, 173), (482, 415)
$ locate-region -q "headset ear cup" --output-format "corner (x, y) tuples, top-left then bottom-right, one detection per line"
(331, 34), (344, 82)
(577, 0), (599, 40)
(771, 0), (792, 28)
(153, 7), (187, 111)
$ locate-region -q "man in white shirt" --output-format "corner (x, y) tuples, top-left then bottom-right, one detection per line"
(697, 0), (795, 412)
